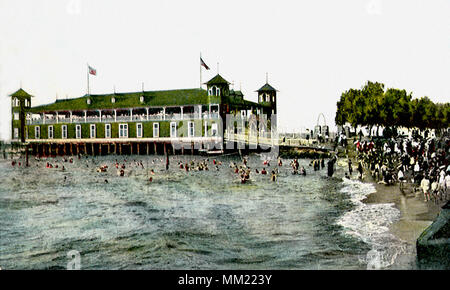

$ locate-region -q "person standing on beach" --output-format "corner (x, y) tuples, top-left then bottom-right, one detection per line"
(421, 176), (431, 202)
(357, 161), (363, 179)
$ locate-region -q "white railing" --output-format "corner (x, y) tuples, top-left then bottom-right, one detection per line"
(26, 111), (220, 125)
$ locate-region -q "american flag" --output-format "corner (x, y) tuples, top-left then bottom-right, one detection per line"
(200, 57), (210, 70)
(88, 65), (97, 76)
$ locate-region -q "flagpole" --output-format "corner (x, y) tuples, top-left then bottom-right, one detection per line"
(200, 52), (202, 89)
(87, 63), (90, 95)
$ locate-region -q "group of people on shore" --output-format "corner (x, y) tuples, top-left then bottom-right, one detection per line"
(350, 133), (450, 203)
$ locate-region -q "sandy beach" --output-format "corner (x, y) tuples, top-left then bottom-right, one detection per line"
(361, 171), (445, 269)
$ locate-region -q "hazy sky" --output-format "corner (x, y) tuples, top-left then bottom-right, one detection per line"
(1, 0), (450, 140)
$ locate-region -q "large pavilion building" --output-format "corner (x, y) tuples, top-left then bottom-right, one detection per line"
(9, 74), (277, 155)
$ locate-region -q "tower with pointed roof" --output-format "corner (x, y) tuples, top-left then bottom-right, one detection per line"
(204, 74), (230, 104)
(256, 79), (277, 115)
(9, 88), (32, 142)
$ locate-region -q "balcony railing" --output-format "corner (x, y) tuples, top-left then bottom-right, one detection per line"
(26, 111), (221, 125)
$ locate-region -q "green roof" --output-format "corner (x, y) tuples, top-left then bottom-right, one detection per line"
(205, 74), (230, 85)
(29, 88), (209, 113)
(256, 83), (277, 92)
(9, 88), (33, 98)
(234, 90), (243, 97)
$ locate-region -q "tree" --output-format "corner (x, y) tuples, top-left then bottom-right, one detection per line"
(335, 81), (449, 134)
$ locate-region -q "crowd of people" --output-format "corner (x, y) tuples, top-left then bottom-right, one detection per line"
(350, 132), (450, 204)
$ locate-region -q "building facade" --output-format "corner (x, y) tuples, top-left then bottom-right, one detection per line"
(10, 74), (277, 155)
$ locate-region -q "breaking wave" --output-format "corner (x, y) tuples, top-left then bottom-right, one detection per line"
(336, 178), (408, 269)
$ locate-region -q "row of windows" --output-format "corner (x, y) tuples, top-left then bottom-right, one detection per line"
(12, 98), (30, 107)
(86, 96), (145, 105)
(32, 122), (203, 139)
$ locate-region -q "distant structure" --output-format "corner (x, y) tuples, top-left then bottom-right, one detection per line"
(9, 73), (278, 155)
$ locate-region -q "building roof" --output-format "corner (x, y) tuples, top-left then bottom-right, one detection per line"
(29, 88), (209, 113)
(256, 83), (277, 92)
(9, 88), (33, 98)
(234, 90), (243, 97)
(204, 74), (230, 85)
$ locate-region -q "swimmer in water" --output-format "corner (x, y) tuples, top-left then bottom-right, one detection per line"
(261, 168), (267, 175)
(299, 166), (306, 176)
(104, 179), (108, 183)
(271, 170), (277, 182)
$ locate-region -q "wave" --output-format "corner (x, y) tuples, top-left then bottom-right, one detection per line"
(336, 178), (408, 269)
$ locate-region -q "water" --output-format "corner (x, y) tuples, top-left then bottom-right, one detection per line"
(0, 154), (406, 269)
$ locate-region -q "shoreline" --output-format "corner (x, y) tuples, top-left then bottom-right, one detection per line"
(361, 169), (444, 269)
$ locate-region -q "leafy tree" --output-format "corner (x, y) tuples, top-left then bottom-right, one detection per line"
(335, 82), (449, 133)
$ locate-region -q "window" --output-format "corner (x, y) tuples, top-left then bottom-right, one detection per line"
(76, 125), (82, 139)
(86, 98), (91, 105)
(211, 123), (218, 137)
(139, 96), (144, 103)
(90, 124), (96, 138)
(48, 125), (54, 139)
(153, 123), (159, 138)
(111, 97), (115, 103)
(136, 123), (143, 138)
(119, 124), (128, 138)
(188, 121), (194, 138)
(209, 86), (220, 96)
(170, 122), (177, 138)
(105, 124), (111, 138)
(61, 125), (67, 139)
(13, 128), (19, 139)
(35, 126), (40, 139)
(13, 113), (19, 120)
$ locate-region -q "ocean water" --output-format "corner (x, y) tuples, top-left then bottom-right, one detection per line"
(0, 154), (407, 270)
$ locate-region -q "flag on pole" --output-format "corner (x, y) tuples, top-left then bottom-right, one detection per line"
(88, 65), (97, 76)
(200, 57), (210, 70)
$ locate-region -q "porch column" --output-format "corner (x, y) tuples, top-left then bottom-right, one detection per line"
(56, 112), (59, 124)
(163, 107), (166, 120)
(84, 110), (87, 123)
(181, 106), (184, 120)
(130, 109), (133, 121)
(114, 109), (117, 122)
(99, 110), (102, 122)
(146, 108), (149, 121)
(198, 105), (202, 119)
(42, 113), (45, 124)
(70, 111), (73, 123)
(209, 104), (211, 119)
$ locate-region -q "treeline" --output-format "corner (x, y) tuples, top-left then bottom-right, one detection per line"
(335, 81), (450, 134)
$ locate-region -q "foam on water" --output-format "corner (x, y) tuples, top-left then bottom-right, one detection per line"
(336, 178), (408, 269)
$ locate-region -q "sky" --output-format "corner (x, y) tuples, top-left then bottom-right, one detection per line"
(1, 0), (450, 140)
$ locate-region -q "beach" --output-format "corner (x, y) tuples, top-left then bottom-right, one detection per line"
(360, 166), (444, 269)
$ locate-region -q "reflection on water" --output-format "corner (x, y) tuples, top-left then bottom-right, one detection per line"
(0, 154), (401, 269)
